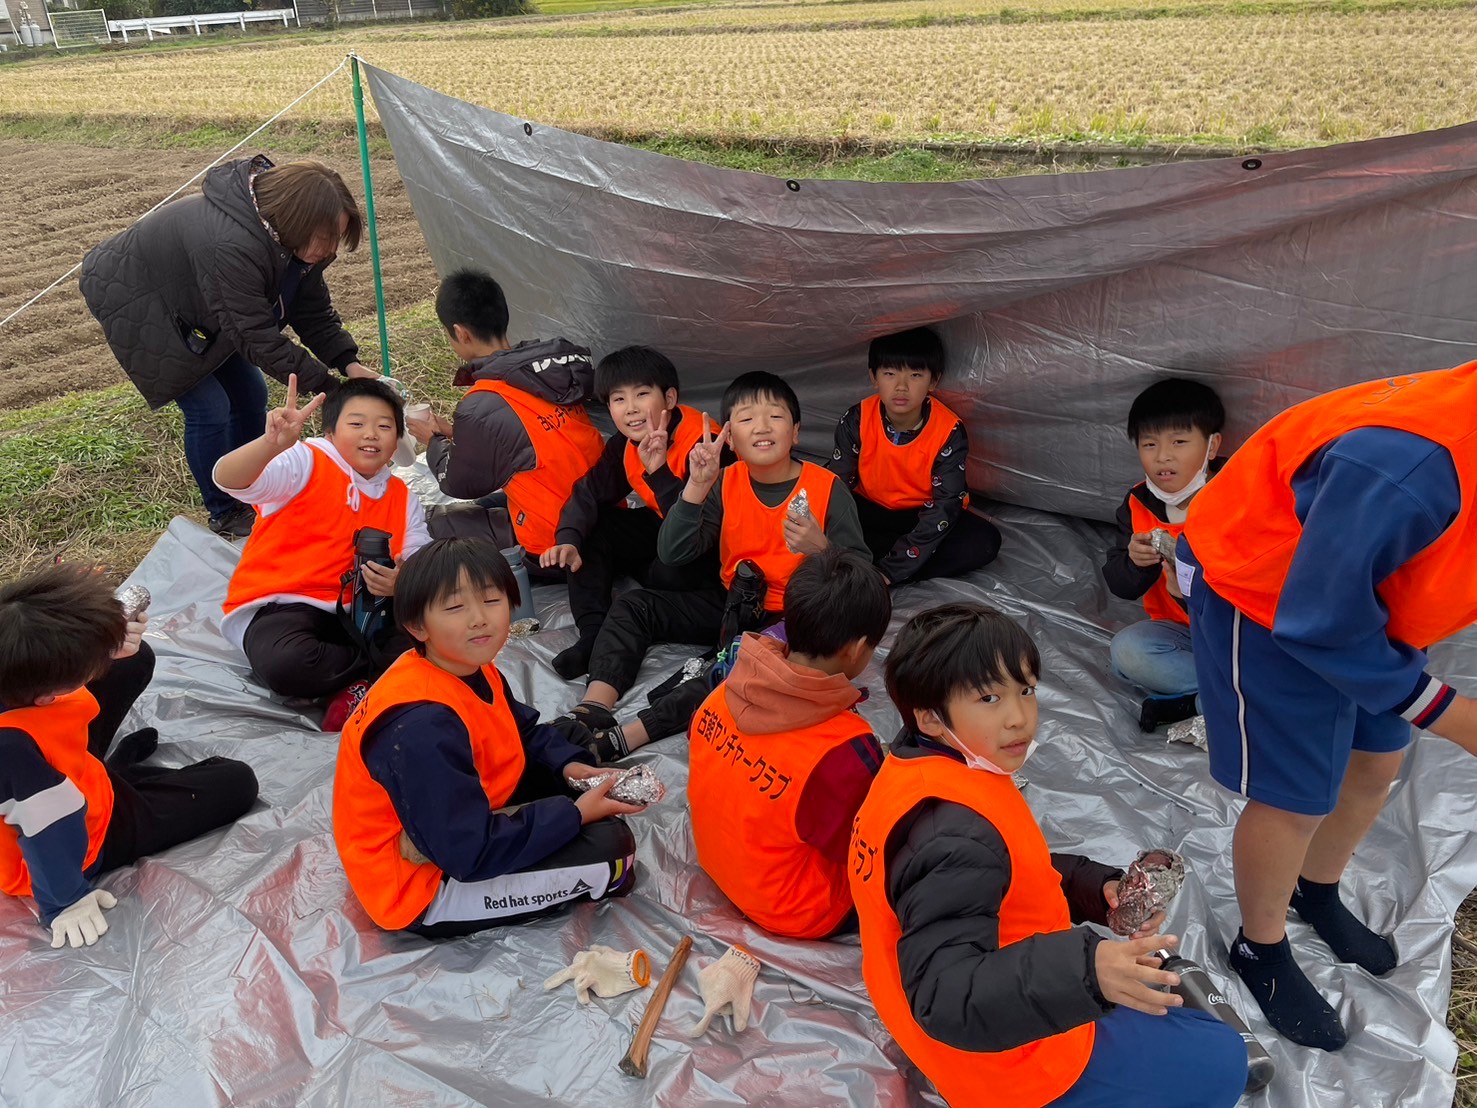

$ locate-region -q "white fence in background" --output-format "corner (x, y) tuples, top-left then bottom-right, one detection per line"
(107, 6), (296, 40)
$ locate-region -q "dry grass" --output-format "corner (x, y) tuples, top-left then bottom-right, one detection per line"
(4, 7), (1477, 146)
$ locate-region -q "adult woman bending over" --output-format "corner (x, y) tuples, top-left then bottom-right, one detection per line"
(82, 156), (378, 538)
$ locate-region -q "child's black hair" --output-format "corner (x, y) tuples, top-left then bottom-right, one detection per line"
(1126, 378), (1225, 442)
(0, 565), (127, 706)
(394, 538), (520, 652)
(784, 548), (891, 658)
(869, 327), (945, 381)
(435, 268), (510, 344)
(322, 377), (406, 438)
(885, 603), (1041, 728)
(720, 371), (801, 425)
(594, 346), (680, 405)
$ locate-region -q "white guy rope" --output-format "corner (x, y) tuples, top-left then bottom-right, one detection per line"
(0, 55), (351, 332)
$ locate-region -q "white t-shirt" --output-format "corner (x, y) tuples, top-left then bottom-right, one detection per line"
(214, 438), (432, 652)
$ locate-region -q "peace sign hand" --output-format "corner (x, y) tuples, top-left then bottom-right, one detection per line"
(264, 374), (326, 452)
(636, 408), (671, 474)
(682, 417), (730, 503)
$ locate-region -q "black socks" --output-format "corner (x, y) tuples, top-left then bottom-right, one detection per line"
(105, 726), (158, 770)
(1228, 930), (1347, 1051)
(1291, 877), (1398, 977)
(1138, 693), (1198, 732)
(552, 632), (599, 680)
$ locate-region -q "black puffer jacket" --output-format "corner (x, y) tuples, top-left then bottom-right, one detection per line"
(80, 155), (358, 409)
(885, 734), (1123, 1053)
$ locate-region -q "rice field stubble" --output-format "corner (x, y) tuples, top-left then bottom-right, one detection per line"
(3, 6), (1476, 147)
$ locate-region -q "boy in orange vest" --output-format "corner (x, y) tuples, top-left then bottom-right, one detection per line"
(539, 346), (721, 679)
(1181, 364), (1477, 1049)
(688, 547), (890, 939)
(830, 327), (1001, 585)
(850, 603), (1246, 1108)
(560, 371), (869, 760)
(406, 269), (605, 567)
(332, 538), (645, 936)
(1101, 379), (1224, 732)
(0, 566), (257, 949)
(216, 374), (430, 730)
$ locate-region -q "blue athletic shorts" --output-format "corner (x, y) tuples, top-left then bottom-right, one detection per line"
(1179, 538), (1412, 816)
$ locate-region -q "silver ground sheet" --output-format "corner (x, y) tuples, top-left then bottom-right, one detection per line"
(2, 503), (1473, 1107)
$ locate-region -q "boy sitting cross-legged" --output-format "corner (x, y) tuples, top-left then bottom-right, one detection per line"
(1101, 378), (1224, 732)
(332, 538), (643, 938)
(216, 374), (430, 730)
(688, 547), (890, 939)
(560, 371), (869, 760)
(830, 327), (1001, 586)
(540, 346), (721, 679)
(849, 604), (1247, 1107)
(0, 567), (258, 949)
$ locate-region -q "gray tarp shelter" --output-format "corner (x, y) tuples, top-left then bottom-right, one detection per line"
(3, 62), (1477, 1108)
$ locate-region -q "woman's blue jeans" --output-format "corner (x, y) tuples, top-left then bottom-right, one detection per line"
(173, 352), (268, 518)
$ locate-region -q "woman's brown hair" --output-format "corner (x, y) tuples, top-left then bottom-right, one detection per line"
(254, 160), (363, 256)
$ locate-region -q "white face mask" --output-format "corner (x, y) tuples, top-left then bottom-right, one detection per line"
(939, 724), (1037, 776)
(1144, 437), (1218, 508)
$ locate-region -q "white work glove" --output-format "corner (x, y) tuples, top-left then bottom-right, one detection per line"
(49, 889), (118, 949)
(543, 945), (651, 1004)
(689, 945), (761, 1036)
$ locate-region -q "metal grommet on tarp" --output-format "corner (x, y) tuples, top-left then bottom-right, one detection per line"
(1242, 158), (1262, 171)
(786, 179), (801, 192)
(523, 122), (534, 136)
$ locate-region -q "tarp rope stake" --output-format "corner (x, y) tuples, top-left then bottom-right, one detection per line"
(351, 54), (392, 375)
(0, 57), (351, 333)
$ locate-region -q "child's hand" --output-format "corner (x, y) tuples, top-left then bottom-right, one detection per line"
(783, 510), (828, 555)
(1103, 880), (1166, 938)
(407, 410), (446, 446)
(361, 560), (399, 598)
(111, 612), (148, 660)
(264, 374), (326, 451)
(1128, 532), (1162, 568)
(1094, 934), (1183, 1015)
(683, 418), (730, 503)
(398, 830), (430, 866)
(540, 545), (584, 573)
(571, 773), (646, 824)
(636, 408), (671, 474)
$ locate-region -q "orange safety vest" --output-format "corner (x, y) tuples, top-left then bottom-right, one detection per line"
(466, 380), (605, 555)
(0, 690), (113, 898)
(333, 651), (526, 930)
(1185, 365), (1477, 648)
(223, 443), (411, 616)
(687, 682), (871, 939)
(622, 405), (718, 516)
(850, 752), (1095, 1108)
(718, 461), (838, 611)
(1127, 493), (1189, 627)
(855, 395), (970, 511)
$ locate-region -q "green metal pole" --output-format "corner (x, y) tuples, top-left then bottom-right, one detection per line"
(351, 55), (392, 375)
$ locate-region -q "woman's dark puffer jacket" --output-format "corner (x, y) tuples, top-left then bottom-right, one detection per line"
(80, 155), (358, 409)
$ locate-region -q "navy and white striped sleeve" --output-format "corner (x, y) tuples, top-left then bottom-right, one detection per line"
(1273, 428), (1461, 726)
(0, 728), (93, 925)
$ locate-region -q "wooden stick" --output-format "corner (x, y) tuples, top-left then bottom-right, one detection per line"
(619, 935), (693, 1078)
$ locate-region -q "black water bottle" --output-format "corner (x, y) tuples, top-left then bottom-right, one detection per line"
(1159, 951), (1276, 1095)
(352, 528), (395, 637)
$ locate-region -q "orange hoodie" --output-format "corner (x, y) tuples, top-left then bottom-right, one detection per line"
(723, 634), (862, 735)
